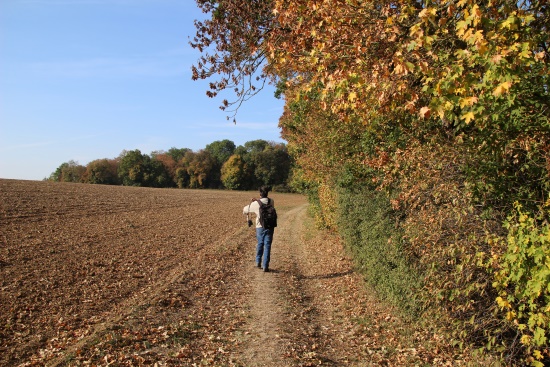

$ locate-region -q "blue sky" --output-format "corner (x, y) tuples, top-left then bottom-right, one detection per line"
(0, 0), (285, 180)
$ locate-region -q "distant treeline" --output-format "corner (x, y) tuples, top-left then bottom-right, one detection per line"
(47, 139), (292, 191)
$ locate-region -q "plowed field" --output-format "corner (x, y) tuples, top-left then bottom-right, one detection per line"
(1, 179), (463, 366)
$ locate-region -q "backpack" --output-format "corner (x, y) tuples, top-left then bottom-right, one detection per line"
(257, 198), (277, 229)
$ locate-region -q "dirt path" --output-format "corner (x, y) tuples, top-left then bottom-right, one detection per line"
(231, 199), (455, 366)
(238, 204), (308, 366)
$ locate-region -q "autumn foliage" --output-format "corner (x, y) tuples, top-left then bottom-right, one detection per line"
(192, 0), (549, 364)
(48, 140), (291, 191)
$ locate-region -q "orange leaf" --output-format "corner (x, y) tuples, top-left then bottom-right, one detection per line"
(419, 107), (431, 119)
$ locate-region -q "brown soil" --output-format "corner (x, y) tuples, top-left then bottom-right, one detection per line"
(1, 179), (465, 366)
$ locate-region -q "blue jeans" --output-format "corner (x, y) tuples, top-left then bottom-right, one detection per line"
(256, 227), (274, 270)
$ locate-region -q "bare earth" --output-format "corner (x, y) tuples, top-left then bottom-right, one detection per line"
(1, 179), (460, 366)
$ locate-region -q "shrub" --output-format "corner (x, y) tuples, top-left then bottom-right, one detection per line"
(336, 185), (422, 318)
(483, 203), (550, 366)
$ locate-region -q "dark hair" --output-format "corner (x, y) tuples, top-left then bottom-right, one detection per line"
(259, 185), (270, 198)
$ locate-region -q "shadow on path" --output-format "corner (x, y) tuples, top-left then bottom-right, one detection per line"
(264, 268), (354, 280)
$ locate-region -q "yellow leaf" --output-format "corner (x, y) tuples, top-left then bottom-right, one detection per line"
(496, 296), (511, 309)
(467, 30), (484, 45)
(419, 8), (436, 20)
(348, 92), (357, 102)
(471, 4), (482, 26)
(519, 48), (531, 59)
(461, 112), (475, 124)
(493, 81), (512, 96)
(456, 20), (469, 36)
(472, 4), (482, 18)
(455, 87), (466, 95)
(461, 28), (474, 42)
(476, 40), (488, 54)
(459, 96), (478, 108)
(501, 15), (517, 30)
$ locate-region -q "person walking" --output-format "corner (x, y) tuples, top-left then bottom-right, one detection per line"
(243, 186), (276, 272)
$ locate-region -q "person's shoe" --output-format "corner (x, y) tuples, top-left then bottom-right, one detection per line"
(256, 263), (262, 268)
(263, 268), (269, 272)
